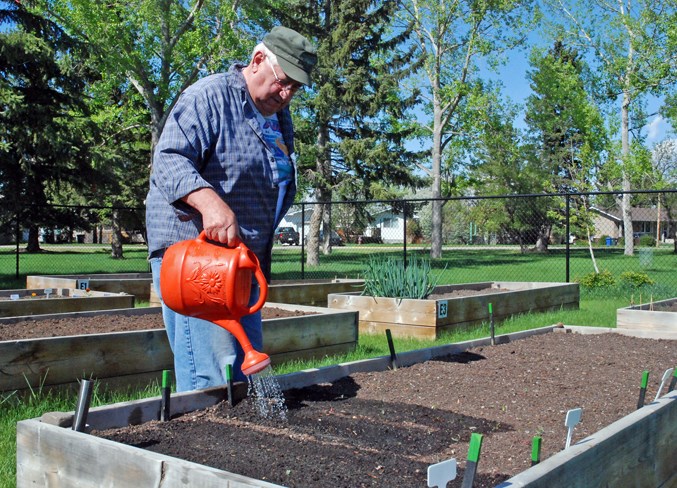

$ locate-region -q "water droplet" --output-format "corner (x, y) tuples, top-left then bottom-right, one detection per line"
(247, 366), (288, 421)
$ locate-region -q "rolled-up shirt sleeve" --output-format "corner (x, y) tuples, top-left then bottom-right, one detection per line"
(151, 91), (219, 219)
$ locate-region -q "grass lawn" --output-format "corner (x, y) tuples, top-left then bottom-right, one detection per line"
(0, 245), (150, 290)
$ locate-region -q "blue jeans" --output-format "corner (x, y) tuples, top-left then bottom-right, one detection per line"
(150, 257), (263, 391)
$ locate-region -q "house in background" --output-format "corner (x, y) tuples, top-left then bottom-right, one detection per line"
(278, 206), (409, 244)
(590, 206), (672, 242)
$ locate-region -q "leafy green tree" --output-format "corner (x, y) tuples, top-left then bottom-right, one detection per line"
(89, 84), (151, 257)
(469, 93), (551, 252)
(268, 0), (419, 265)
(544, 0), (677, 256)
(651, 139), (677, 252)
(398, 0), (537, 258)
(524, 41), (607, 260)
(34, 0), (247, 161)
(0, 2), (99, 252)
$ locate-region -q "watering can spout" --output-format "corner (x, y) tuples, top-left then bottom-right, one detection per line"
(212, 319), (271, 376)
(160, 232), (270, 376)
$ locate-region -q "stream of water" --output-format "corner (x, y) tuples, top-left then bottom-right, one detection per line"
(247, 366), (288, 421)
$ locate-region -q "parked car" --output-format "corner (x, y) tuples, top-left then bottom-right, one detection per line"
(304, 230), (344, 246)
(275, 227), (299, 245)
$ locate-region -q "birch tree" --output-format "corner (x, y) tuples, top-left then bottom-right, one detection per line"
(399, 0), (536, 258)
(544, 0), (677, 256)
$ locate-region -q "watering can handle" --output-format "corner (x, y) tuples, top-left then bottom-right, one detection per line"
(248, 265), (268, 315)
(196, 230), (238, 247)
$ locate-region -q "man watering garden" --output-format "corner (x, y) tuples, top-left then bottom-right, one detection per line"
(145, 26), (317, 391)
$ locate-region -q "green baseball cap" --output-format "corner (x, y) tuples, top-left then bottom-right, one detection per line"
(263, 26), (317, 86)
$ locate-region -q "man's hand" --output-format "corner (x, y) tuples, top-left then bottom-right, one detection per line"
(182, 188), (242, 247)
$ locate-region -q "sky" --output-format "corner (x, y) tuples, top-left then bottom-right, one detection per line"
(486, 44), (674, 148)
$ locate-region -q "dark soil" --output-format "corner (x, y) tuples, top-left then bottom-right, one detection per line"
(652, 301), (677, 312)
(0, 288), (516, 341)
(427, 286), (516, 300)
(95, 332), (677, 488)
(0, 307), (313, 341)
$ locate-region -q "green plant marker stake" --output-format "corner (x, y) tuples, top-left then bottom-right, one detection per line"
(160, 370), (171, 421)
(669, 367), (677, 393)
(637, 370), (649, 409)
(225, 364), (234, 407)
(488, 303), (495, 346)
(461, 433), (483, 488)
(531, 436), (542, 466)
(385, 329), (398, 370)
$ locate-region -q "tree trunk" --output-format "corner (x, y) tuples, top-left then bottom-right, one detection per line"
(25, 225), (41, 253)
(111, 209), (124, 259)
(620, 89), (634, 257)
(306, 204), (323, 266)
(430, 93), (443, 259)
(306, 127), (332, 266)
(534, 234), (549, 252)
(322, 204), (332, 255)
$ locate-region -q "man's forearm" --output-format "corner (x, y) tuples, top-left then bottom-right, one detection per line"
(182, 188), (241, 246)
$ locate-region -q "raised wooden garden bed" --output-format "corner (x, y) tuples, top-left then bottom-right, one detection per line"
(150, 278), (364, 307)
(0, 303), (358, 392)
(617, 297), (677, 333)
(328, 281), (580, 339)
(15, 328), (676, 488)
(0, 288), (134, 318)
(27, 273), (153, 301)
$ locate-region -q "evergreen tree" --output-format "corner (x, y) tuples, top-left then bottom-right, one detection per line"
(267, 0), (419, 264)
(0, 2), (98, 252)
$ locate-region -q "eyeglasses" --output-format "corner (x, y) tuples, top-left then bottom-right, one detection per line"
(266, 56), (303, 94)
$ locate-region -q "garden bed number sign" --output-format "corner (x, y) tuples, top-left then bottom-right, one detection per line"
(437, 300), (448, 319)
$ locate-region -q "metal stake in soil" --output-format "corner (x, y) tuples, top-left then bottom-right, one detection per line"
(160, 370), (171, 421)
(531, 436), (542, 466)
(461, 432), (483, 488)
(72, 379), (93, 432)
(637, 370), (650, 409)
(669, 367), (677, 392)
(385, 329), (398, 370)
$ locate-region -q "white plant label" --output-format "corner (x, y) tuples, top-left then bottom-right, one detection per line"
(427, 458), (456, 488)
(565, 407), (582, 449)
(655, 368), (674, 401)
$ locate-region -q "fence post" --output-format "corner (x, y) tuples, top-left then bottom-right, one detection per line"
(402, 202), (407, 267)
(565, 193), (570, 283)
(301, 202), (305, 280)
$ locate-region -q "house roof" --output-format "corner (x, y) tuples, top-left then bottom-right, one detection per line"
(591, 206), (669, 222)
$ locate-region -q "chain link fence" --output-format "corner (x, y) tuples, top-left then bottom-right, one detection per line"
(1, 191), (676, 297)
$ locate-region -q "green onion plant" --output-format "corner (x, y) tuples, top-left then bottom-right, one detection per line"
(361, 254), (442, 299)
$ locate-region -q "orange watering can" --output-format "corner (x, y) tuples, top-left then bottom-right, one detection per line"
(160, 231), (270, 376)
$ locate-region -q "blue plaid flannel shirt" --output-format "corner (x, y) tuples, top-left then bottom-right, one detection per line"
(145, 64), (297, 280)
